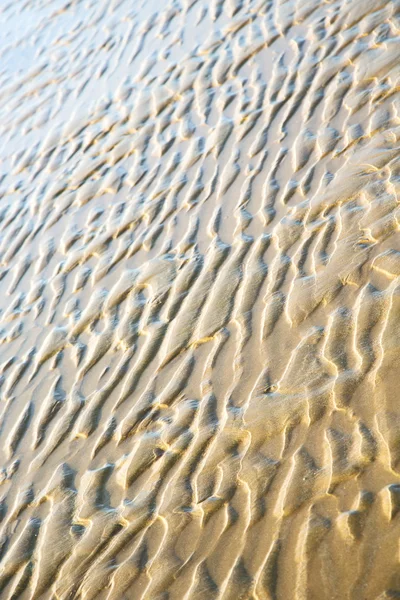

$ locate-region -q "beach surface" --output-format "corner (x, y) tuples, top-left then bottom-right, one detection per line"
(0, 0), (400, 598)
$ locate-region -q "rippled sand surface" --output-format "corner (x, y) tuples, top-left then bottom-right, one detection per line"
(1, 0), (400, 598)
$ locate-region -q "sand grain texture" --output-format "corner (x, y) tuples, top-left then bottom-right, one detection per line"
(0, 0), (400, 598)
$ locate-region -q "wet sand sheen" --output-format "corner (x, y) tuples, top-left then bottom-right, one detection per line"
(0, 0), (400, 598)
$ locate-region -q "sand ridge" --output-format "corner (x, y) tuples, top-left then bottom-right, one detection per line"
(0, 0), (400, 598)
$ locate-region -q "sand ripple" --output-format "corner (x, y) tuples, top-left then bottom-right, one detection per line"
(0, 0), (400, 598)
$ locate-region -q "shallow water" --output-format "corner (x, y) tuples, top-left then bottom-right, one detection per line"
(1, 0), (400, 598)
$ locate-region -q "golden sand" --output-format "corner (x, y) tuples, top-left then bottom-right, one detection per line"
(0, 0), (400, 598)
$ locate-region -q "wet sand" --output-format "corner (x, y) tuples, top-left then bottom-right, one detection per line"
(0, 0), (400, 598)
